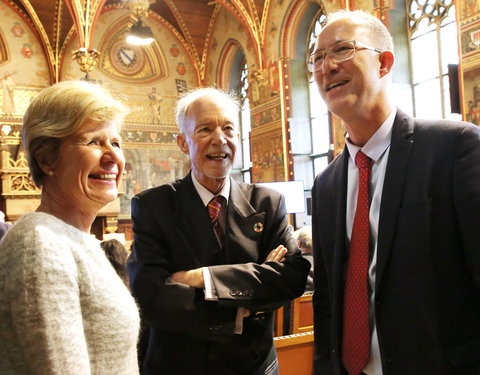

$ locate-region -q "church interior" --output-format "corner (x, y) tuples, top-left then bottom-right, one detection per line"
(0, 0), (478, 372)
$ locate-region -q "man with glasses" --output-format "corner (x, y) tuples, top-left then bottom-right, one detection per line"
(311, 10), (480, 375)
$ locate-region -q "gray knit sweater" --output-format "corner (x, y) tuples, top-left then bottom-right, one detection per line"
(0, 212), (140, 375)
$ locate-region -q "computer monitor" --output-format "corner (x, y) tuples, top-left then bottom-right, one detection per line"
(256, 180), (305, 214)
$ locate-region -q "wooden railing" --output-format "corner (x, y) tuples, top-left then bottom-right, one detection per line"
(274, 292), (314, 374)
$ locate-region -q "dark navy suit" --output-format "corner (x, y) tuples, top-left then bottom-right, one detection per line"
(312, 110), (480, 375)
(129, 174), (310, 375)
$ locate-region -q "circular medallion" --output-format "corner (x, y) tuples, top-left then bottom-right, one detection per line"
(110, 41), (145, 76)
(253, 222), (264, 232)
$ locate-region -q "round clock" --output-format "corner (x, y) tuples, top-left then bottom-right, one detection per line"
(110, 41), (145, 76)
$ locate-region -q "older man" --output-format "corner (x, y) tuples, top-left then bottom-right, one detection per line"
(310, 10), (480, 375)
(128, 87), (310, 375)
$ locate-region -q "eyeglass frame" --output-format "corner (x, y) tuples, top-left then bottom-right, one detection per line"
(307, 40), (384, 73)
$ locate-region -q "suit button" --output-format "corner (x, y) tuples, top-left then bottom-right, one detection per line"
(230, 291), (235, 296)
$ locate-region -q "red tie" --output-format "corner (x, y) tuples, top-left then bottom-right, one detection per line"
(208, 196), (225, 245)
(342, 150), (372, 375)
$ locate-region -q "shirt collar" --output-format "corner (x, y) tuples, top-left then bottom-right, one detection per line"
(345, 108), (396, 164)
(191, 173), (230, 207)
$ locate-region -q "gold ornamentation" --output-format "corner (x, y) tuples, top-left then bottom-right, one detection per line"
(10, 174), (37, 192)
(72, 48), (101, 74)
(105, 216), (119, 233)
(127, 0), (151, 17)
(249, 69), (270, 106)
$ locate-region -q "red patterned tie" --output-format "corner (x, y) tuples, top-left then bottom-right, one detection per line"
(208, 196), (225, 245)
(342, 150), (372, 375)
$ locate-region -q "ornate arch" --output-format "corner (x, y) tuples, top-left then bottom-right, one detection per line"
(279, 0), (326, 59)
(0, 28), (9, 67)
(216, 38), (245, 91)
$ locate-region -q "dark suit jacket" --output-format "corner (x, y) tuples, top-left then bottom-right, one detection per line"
(128, 174), (310, 375)
(312, 110), (480, 375)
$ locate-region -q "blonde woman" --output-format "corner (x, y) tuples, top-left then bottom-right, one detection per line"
(0, 81), (139, 375)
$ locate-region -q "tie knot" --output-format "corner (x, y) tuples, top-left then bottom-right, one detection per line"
(355, 151), (371, 170)
(208, 195), (224, 221)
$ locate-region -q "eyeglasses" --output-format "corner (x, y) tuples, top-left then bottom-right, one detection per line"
(307, 40), (383, 73)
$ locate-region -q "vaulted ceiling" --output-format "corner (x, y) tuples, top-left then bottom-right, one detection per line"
(3, 0), (273, 83)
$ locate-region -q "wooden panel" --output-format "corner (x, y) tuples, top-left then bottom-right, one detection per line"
(274, 306), (284, 337)
(291, 293), (314, 334)
(275, 332), (314, 375)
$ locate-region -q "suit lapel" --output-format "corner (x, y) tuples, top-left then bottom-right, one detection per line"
(173, 174), (223, 266)
(225, 178), (265, 263)
(330, 150), (350, 333)
(333, 151), (349, 277)
(375, 109), (414, 290)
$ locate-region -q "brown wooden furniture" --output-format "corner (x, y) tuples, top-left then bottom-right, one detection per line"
(290, 292), (314, 334)
(274, 305), (285, 337)
(274, 331), (314, 375)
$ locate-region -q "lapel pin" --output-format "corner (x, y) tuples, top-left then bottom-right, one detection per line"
(253, 223), (263, 232)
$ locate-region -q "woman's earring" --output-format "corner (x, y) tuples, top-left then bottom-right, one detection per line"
(48, 170), (55, 176)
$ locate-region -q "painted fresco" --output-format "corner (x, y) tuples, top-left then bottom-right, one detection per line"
(463, 67), (480, 126)
(251, 126), (286, 183)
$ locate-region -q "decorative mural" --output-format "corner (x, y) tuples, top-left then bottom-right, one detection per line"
(0, 2), (49, 86)
(251, 125), (286, 183)
(458, 0), (480, 22)
(457, 0), (480, 122)
(463, 68), (480, 126)
(250, 95), (287, 183)
(120, 148), (188, 217)
(252, 104), (282, 129)
(461, 25), (480, 57)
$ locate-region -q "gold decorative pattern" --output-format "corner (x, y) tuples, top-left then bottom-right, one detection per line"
(0, 148), (40, 196)
(72, 47), (101, 74)
(164, 0), (203, 78)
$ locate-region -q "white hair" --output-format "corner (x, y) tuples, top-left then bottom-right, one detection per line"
(175, 87), (240, 133)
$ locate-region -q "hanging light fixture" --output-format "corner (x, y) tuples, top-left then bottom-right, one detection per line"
(125, 0), (154, 45)
(126, 19), (154, 45)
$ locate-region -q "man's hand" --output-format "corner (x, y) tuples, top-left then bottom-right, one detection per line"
(171, 268), (205, 288)
(265, 245), (287, 262)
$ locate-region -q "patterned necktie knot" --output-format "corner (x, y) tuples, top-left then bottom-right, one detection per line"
(208, 195), (224, 222)
(208, 195), (225, 246)
(355, 150), (371, 170)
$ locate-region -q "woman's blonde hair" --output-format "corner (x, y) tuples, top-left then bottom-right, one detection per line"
(22, 81), (128, 187)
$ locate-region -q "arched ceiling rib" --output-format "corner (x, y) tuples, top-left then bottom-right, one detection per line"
(2, 0), (273, 83)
